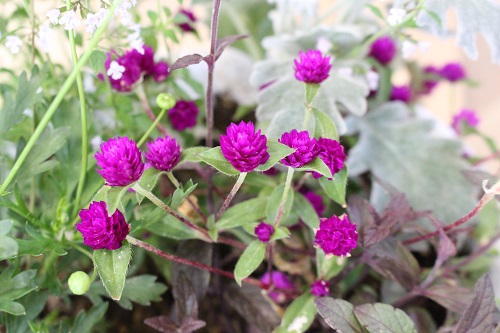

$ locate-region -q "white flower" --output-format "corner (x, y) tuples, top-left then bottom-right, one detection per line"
(95, 8), (109, 26)
(5, 35), (22, 54)
(401, 40), (417, 59)
(117, 1), (133, 24)
(127, 24), (144, 54)
(46, 8), (60, 25)
(338, 67), (353, 79)
(59, 10), (80, 30)
(37, 24), (52, 53)
(107, 61), (125, 80)
(316, 36), (332, 53)
(366, 70), (379, 91)
(83, 13), (99, 33)
(387, 8), (406, 26)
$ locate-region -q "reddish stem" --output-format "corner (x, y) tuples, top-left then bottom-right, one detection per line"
(127, 236), (265, 288)
(472, 150), (500, 166)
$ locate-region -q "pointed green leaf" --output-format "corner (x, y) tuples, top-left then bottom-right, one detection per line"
(255, 140), (295, 172)
(234, 240), (266, 286)
(0, 301), (25, 316)
(274, 293), (316, 333)
(270, 226), (291, 241)
(146, 214), (200, 240)
(354, 303), (417, 333)
(179, 146), (210, 164)
(94, 241), (132, 300)
(137, 168), (163, 203)
(312, 108), (339, 141)
(293, 193), (320, 230)
(366, 4), (384, 19)
(217, 197), (268, 229)
(92, 185), (131, 214)
(88, 50), (107, 75)
(296, 157), (332, 179)
(0, 220), (17, 260)
(316, 249), (348, 280)
(170, 180), (198, 209)
(319, 167), (348, 207)
(266, 185), (294, 224)
(198, 147), (240, 176)
(305, 83), (320, 104)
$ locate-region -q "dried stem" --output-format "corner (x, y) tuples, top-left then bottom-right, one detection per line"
(127, 236), (264, 288)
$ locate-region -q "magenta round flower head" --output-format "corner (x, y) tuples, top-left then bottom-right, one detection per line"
(310, 280), (330, 297)
(95, 136), (145, 186)
(279, 130), (318, 168)
(312, 138), (346, 179)
(440, 62), (466, 82)
(420, 65), (441, 95)
(314, 214), (358, 257)
(220, 121), (270, 172)
(304, 190), (325, 216)
(390, 85), (412, 103)
(152, 61), (169, 82)
(260, 271), (295, 303)
(368, 36), (397, 65)
(100, 51), (142, 92)
(168, 100), (199, 131)
(76, 201), (129, 250)
(452, 109), (479, 134)
(255, 222), (274, 242)
(294, 49), (332, 84)
(177, 8), (197, 32)
(145, 136), (181, 172)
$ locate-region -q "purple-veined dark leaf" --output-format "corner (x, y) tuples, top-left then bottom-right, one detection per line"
(215, 34), (248, 60)
(169, 54), (206, 72)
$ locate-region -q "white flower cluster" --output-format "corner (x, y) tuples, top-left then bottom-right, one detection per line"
(387, 8), (406, 26)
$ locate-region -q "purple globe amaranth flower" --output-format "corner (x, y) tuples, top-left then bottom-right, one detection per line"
(294, 49), (332, 84)
(440, 62), (466, 82)
(177, 8), (196, 32)
(168, 100), (199, 131)
(314, 214), (358, 257)
(255, 222), (274, 242)
(220, 121), (270, 172)
(145, 136), (181, 172)
(95, 136), (145, 186)
(310, 280), (330, 297)
(312, 138), (346, 179)
(390, 85), (412, 103)
(152, 61), (169, 82)
(418, 65), (441, 95)
(368, 36), (397, 65)
(76, 201), (129, 250)
(260, 271), (295, 303)
(304, 190), (325, 216)
(279, 130), (318, 168)
(452, 109), (479, 134)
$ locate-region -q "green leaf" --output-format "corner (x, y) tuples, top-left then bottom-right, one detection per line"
(347, 103), (478, 225)
(270, 226), (291, 241)
(319, 167), (348, 207)
(417, 0), (500, 63)
(234, 240), (266, 286)
(305, 83), (320, 104)
(0, 301), (25, 316)
(315, 297), (365, 333)
(88, 50), (106, 75)
(255, 140), (295, 172)
(146, 214), (199, 240)
(296, 157), (332, 179)
(266, 185), (294, 224)
(274, 293), (316, 333)
(316, 250), (348, 280)
(72, 302), (109, 333)
(170, 179), (198, 209)
(92, 185), (131, 214)
(136, 168), (163, 203)
(216, 197), (268, 230)
(312, 108), (339, 141)
(179, 146), (210, 164)
(366, 4), (384, 20)
(354, 303), (417, 333)
(293, 193), (320, 230)
(0, 66), (45, 136)
(197, 147), (240, 176)
(0, 220), (18, 260)
(0, 269), (38, 302)
(93, 241), (132, 301)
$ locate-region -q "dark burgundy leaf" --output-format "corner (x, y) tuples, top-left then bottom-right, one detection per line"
(347, 195), (381, 246)
(214, 34), (248, 60)
(423, 284), (473, 314)
(315, 297), (364, 333)
(169, 54), (206, 72)
(364, 238), (420, 290)
(436, 229), (457, 264)
(223, 283), (280, 332)
(453, 275), (497, 333)
(406, 307), (437, 333)
(144, 315), (179, 333)
(179, 318), (206, 333)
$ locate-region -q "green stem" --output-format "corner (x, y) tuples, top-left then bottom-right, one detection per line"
(132, 183), (212, 242)
(273, 167), (294, 227)
(136, 85), (168, 136)
(0, 0), (124, 196)
(215, 172), (247, 221)
(68, 0), (89, 219)
(137, 108), (167, 147)
(166, 171), (208, 223)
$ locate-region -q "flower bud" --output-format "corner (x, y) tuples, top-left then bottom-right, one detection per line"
(156, 93), (176, 110)
(68, 271), (91, 295)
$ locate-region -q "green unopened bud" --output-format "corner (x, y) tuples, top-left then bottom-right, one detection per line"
(156, 93), (176, 110)
(68, 271), (91, 295)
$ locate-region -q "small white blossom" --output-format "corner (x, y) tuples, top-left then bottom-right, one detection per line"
(95, 8), (109, 26)
(59, 10), (80, 30)
(387, 8), (406, 26)
(127, 24), (144, 54)
(37, 24), (52, 53)
(90, 135), (102, 151)
(107, 61), (125, 80)
(401, 40), (417, 59)
(5, 35), (22, 54)
(46, 8), (60, 25)
(83, 13), (99, 33)
(366, 70), (379, 91)
(117, 1), (133, 24)
(316, 36), (332, 53)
